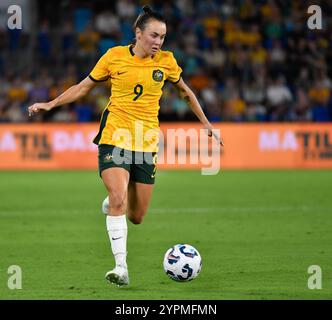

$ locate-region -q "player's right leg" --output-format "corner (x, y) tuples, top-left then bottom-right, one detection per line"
(101, 167), (130, 286)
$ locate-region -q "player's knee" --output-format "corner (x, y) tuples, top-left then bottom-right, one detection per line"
(109, 192), (126, 213)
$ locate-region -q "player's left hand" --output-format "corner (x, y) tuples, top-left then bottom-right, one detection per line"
(204, 122), (224, 146)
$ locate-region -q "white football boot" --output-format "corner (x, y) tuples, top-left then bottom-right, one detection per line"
(105, 265), (129, 286)
(102, 196), (109, 215)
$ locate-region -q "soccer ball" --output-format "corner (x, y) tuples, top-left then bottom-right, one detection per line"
(163, 244), (202, 282)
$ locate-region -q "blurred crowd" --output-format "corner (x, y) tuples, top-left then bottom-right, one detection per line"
(1, 0), (332, 123)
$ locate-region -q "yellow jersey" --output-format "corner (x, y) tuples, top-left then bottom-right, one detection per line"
(90, 45), (182, 152)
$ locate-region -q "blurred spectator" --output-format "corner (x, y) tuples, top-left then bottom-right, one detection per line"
(171, 95), (188, 119)
(260, 0), (280, 21)
(243, 78), (266, 121)
(242, 24), (261, 48)
(0, 97), (9, 122)
(308, 79), (330, 106)
(182, 28), (198, 51)
(62, 21), (76, 66)
(243, 80), (265, 106)
(250, 43), (268, 67)
(7, 77), (28, 103)
(202, 12), (222, 40)
(175, 0), (194, 17)
(74, 7), (93, 33)
(189, 67), (211, 91)
(95, 10), (121, 38)
(202, 39), (226, 70)
(268, 40), (286, 65)
(308, 74), (331, 122)
(264, 16), (283, 43)
(77, 22), (100, 70)
(201, 80), (222, 122)
(5, 101), (26, 122)
(224, 21), (243, 46)
(37, 20), (52, 64)
(116, 0), (136, 19)
(29, 79), (49, 103)
(295, 67), (311, 91)
(222, 92), (246, 121)
(239, 0), (258, 24)
(291, 88), (311, 121)
(221, 78), (239, 102)
(266, 76), (293, 121)
(75, 98), (94, 122)
(52, 105), (76, 122)
(220, 0), (235, 18)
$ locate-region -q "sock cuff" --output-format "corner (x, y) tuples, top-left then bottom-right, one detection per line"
(106, 214), (127, 230)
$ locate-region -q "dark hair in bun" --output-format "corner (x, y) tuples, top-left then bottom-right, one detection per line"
(142, 5), (152, 14)
(133, 5), (166, 32)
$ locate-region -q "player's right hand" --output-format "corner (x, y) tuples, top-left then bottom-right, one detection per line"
(28, 102), (53, 116)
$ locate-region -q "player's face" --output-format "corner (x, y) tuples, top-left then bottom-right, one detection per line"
(138, 20), (166, 55)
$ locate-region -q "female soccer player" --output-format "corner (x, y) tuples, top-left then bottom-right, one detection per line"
(28, 5), (223, 286)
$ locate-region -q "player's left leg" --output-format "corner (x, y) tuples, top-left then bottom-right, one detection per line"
(126, 151), (156, 223)
(127, 181), (154, 224)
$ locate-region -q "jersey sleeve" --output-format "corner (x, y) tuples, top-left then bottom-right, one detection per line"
(89, 50), (111, 82)
(167, 53), (183, 83)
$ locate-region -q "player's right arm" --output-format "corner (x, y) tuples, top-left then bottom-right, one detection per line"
(28, 76), (97, 116)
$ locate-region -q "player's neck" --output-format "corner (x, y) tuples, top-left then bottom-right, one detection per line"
(132, 45), (151, 59)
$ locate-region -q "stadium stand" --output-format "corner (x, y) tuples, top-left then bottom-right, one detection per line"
(1, 0), (332, 123)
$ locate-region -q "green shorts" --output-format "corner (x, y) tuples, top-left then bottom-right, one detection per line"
(98, 144), (157, 184)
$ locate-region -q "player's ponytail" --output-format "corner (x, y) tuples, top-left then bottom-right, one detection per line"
(133, 5), (166, 33)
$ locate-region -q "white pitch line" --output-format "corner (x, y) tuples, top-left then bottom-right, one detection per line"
(151, 206), (331, 214)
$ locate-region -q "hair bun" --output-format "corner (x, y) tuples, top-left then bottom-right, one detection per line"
(142, 5), (152, 14)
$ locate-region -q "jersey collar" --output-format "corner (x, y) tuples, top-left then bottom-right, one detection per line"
(128, 45), (157, 61)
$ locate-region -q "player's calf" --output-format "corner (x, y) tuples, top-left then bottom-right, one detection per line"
(128, 215), (144, 224)
(127, 209), (147, 224)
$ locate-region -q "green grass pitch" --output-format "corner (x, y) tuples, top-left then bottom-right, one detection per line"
(0, 169), (331, 300)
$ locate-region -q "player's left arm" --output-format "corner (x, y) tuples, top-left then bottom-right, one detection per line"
(173, 78), (224, 146)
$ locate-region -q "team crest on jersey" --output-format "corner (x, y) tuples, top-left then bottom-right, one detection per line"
(152, 69), (164, 82)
